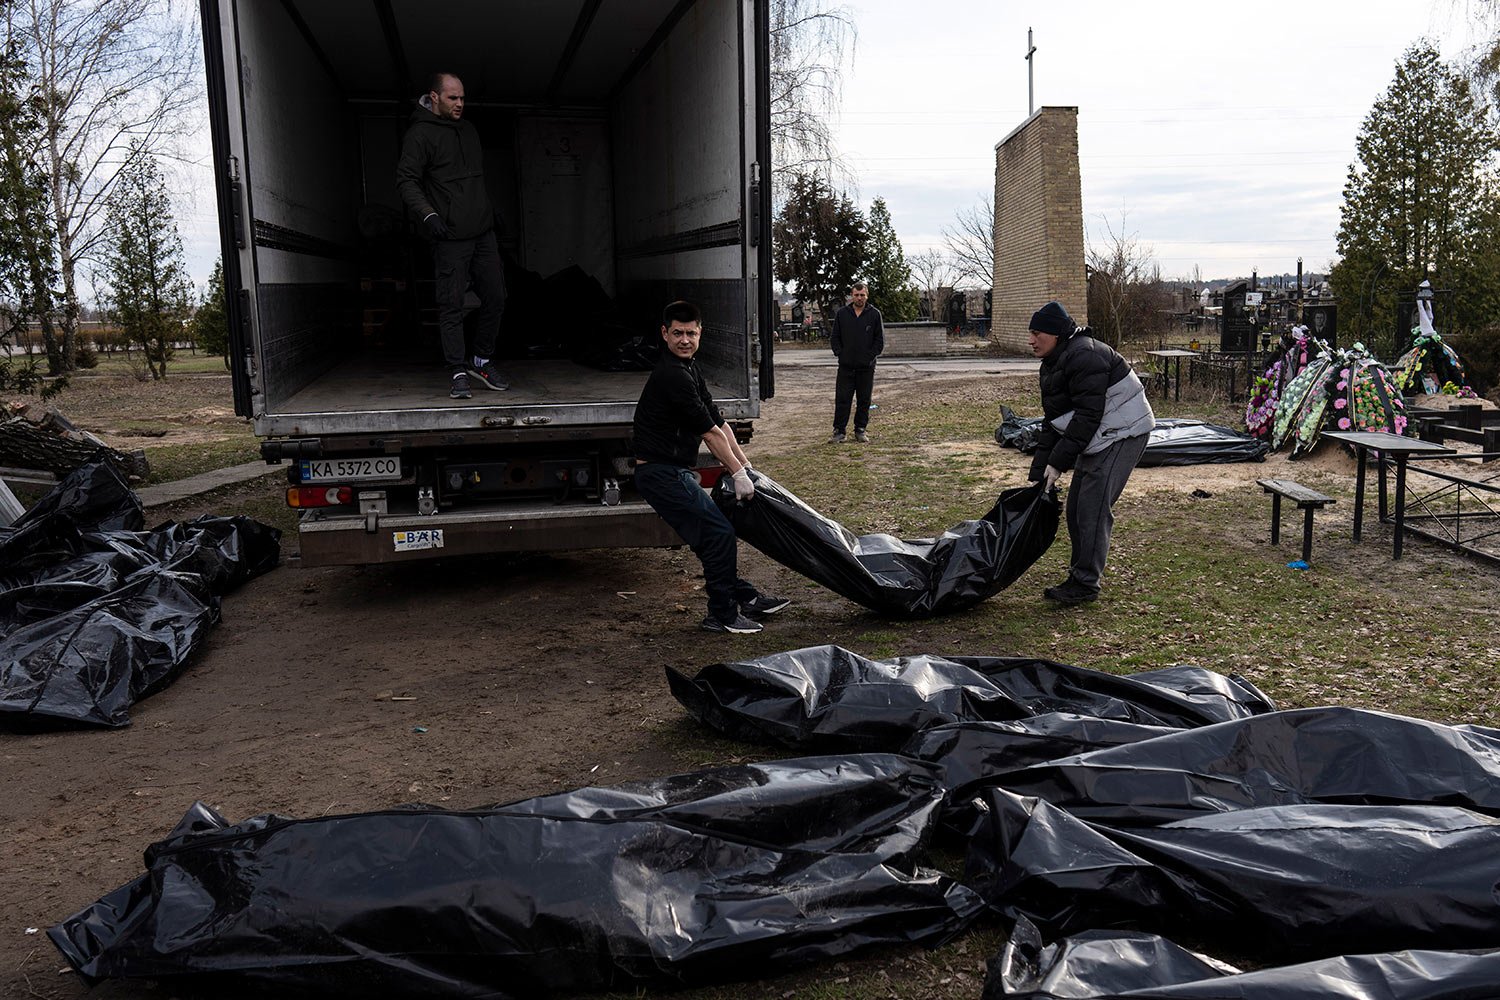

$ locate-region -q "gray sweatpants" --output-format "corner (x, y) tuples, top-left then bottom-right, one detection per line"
(1065, 432), (1149, 593)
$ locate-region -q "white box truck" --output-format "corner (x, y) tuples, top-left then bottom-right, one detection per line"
(199, 0), (775, 565)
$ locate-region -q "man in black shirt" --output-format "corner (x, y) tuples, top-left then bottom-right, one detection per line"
(828, 281), (883, 443)
(633, 301), (789, 634)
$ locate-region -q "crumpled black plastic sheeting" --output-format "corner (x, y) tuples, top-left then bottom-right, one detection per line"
(967, 787), (1500, 959)
(984, 916), (1500, 999)
(0, 461), (280, 728)
(667, 645), (1273, 755)
(712, 472), (1059, 617)
(1137, 418), (1269, 466)
(51, 755), (984, 998)
(901, 714), (1177, 830)
(989, 706), (1500, 827)
(995, 410), (1268, 466)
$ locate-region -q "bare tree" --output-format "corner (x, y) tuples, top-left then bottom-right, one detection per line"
(942, 195), (994, 289)
(770, 0), (855, 192)
(5, 0), (200, 373)
(1450, 1), (1500, 113)
(907, 248), (959, 322)
(1086, 210), (1156, 348)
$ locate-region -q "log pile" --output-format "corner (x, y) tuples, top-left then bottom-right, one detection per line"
(0, 404), (149, 482)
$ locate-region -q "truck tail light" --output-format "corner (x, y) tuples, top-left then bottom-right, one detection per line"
(287, 486), (353, 508)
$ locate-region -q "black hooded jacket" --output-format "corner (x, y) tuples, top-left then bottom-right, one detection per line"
(395, 105), (495, 240)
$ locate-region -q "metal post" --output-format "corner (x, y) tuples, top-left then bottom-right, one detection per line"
(1025, 28), (1036, 116)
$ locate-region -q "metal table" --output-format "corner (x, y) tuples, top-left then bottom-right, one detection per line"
(1144, 349), (1199, 402)
(1321, 430), (1455, 559)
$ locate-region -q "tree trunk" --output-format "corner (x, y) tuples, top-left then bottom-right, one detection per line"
(47, 124), (78, 373)
(28, 257), (63, 373)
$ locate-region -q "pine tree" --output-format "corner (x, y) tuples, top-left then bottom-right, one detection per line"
(102, 141), (192, 379)
(863, 197), (919, 322)
(191, 257), (230, 368)
(771, 171), (868, 332)
(1331, 41), (1500, 357)
(0, 38), (60, 390)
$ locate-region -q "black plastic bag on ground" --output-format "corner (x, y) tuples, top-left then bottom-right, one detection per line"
(51, 755), (984, 998)
(712, 472), (1058, 617)
(989, 706), (1500, 827)
(967, 787), (1500, 959)
(667, 646), (1272, 754)
(994, 412), (1267, 466)
(901, 714), (1177, 833)
(995, 406), (1043, 452)
(0, 461), (280, 728)
(985, 915), (1500, 999)
(1135, 419), (1268, 466)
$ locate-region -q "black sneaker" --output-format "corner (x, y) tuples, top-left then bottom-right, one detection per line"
(700, 613), (764, 634)
(740, 594), (791, 617)
(450, 371), (472, 399)
(470, 360), (510, 391)
(1043, 582), (1098, 605)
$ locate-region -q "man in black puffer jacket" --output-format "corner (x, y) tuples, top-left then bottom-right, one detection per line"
(397, 72), (509, 400)
(1027, 301), (1154, 605)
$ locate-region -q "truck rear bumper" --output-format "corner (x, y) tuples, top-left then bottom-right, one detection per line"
(296, 500), (681, 567)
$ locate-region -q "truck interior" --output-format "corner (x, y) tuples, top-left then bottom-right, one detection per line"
(213, 0), (767, 429)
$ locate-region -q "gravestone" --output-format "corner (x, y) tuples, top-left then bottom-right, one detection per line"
(1304, 303), (1337, 347)
(1221, 281), (1251, 352)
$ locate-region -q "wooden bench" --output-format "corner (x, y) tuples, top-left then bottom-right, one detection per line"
(1257, 479), (1336, 563)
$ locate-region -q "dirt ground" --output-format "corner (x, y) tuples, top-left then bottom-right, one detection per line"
(2, 363), (1494, 999)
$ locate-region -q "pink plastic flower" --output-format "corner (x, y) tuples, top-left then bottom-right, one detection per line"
(1336, 381), (1347, 390)
(1338, 417), (1351, 430)
(1340, 369), (1351, 378)
(1333, 398), (1347, 409)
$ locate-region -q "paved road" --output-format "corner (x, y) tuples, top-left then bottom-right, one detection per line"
(773, 351), (1038, 375)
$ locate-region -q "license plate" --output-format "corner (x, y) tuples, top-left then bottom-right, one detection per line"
(300, 457), (402, 482)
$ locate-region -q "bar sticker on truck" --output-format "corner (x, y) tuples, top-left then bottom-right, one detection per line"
(392, 529), (444, 552)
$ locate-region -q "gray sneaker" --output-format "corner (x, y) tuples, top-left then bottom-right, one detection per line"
(470, 360), (510, 391)
(700, 613), (764, 634)
(740, 594), (791, 617)
(854, 429), (870, 443)
(450, 371), (472, 399)
(827, 432), (846, 444)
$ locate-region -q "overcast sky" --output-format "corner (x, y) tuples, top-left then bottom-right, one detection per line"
(832, 0), (1489, 285)
(172, 0), (1490, 292)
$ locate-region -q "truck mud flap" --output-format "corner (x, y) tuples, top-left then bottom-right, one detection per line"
(296, 501), (681, 566)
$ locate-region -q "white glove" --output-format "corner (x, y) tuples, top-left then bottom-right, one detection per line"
(1042, 465), (1062, 491)
(731, 468), (755, 501)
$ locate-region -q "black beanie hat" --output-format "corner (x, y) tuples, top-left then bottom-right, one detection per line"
(1029, 301), (1075, 338)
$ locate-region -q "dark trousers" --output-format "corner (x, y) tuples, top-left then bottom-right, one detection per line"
(833, 364), (875, 434)
(634, 463), (759, 622)
(433, 230), (506, 371)
(1065, 432), (1150, 593)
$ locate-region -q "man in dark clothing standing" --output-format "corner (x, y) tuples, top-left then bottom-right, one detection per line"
(396, 72), (510, 400)
(634, 301), (789, 634)
(828, 281), (883, 443)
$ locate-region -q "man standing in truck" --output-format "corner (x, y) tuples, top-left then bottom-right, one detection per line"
(633, 301), (790, 634)
(396, 72), (510, 400)
(828, 281), (883, 443)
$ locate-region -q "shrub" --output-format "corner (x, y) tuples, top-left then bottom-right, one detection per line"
(1451, 324), (1500, 396)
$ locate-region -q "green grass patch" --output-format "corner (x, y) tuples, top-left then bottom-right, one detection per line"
(141, 430), (260, 484)
(85, 353), (230, 376)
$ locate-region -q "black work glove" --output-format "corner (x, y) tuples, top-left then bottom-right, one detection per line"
(423, 213), (452, 240)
